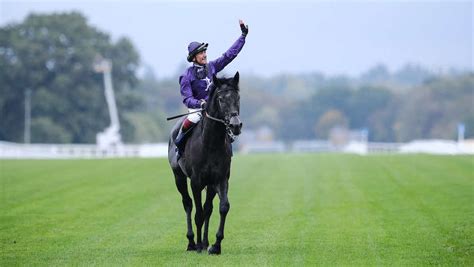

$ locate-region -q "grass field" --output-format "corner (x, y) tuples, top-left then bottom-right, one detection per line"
(1, 154), (473, 265)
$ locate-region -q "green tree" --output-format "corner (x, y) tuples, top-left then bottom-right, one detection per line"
(367, 97), (399, 142)
(348, 86), (393, 129)
(360, 64), (390, 84)
(314, 109), (349, 138)
(0, 12), (140, 143)
(394, 74), (474, 141)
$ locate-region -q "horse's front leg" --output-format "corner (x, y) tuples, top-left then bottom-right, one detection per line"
(202, 186), (216, 250)
(191, 181), (205, 252)
(208, 180), (230, 255)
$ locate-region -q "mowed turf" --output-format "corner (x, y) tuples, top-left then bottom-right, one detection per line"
(1, 154), (473, 265)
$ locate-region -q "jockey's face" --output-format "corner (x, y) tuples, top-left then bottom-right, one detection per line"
(194, 50), (207, 65)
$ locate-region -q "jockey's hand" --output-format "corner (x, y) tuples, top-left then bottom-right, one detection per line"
(239, 19), (248, 36)
(200, 100), (207, 110)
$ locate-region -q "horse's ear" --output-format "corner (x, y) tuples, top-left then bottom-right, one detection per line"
(212, 74), (220, 86)
(233, 71), (239, 85)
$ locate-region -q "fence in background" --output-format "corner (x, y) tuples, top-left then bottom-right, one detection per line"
(1, 139), (472, 159)
(0, 142), (167, 159)
(239, 141), (400, 154)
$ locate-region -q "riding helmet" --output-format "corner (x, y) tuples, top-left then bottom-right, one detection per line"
(187, 42), (208, 62)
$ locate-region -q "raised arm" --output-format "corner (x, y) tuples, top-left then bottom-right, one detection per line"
(210, 20), (248, 73)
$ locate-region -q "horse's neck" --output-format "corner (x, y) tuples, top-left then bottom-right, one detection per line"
(201, 115), (227, 148)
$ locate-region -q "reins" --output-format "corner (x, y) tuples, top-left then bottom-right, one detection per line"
(205, 112), (227, 125)
(204, 112), (237, 142)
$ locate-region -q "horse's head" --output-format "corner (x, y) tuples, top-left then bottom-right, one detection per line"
(207, 72), (242, 136)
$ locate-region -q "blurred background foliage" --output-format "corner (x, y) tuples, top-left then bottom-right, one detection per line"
(1, 12), (473, 143)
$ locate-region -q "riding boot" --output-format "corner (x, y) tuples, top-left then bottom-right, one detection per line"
(175, 119), (196, 158)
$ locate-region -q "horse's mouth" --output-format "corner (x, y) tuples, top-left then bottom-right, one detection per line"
(230, 125), (242, 136)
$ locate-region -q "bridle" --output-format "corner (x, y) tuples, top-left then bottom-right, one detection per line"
(204, 88), (240, 141)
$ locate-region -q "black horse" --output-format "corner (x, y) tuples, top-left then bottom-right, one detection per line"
(168, 72), (242, 255)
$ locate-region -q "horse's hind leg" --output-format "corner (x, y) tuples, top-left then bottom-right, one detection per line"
(209, 180), (230, 255)
(202, 186), (216, 250)
(173, 169), (196, 251)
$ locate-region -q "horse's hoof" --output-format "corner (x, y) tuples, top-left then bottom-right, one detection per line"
(208, 245), (221, 255)
(186, 243), (197, 251)
(195, 243), (203, 253)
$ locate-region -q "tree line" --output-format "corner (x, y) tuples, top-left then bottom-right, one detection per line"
(1, 12), (472, 144)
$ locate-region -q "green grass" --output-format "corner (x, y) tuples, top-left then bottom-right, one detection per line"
(1, 154), (473, 265)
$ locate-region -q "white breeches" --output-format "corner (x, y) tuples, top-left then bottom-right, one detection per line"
(186, 108), (202, 123)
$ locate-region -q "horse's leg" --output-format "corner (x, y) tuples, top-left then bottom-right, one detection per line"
(208, 180), (230, 255)
(202, 186), (216, 250)
(191, 181), (204, 252)
(174, 170), (196, 251)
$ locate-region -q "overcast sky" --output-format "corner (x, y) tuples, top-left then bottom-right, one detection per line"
(1, 0), (472, 78)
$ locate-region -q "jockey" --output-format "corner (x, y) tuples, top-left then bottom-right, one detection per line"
(175, 19), (248, 148)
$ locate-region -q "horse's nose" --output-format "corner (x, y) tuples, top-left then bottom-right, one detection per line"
(229, 115), (242, 135)
(229, 116), (241, 127)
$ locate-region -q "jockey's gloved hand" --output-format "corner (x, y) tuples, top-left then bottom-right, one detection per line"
(240, 21), (248, 37)
(200, 100), (207, 110)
